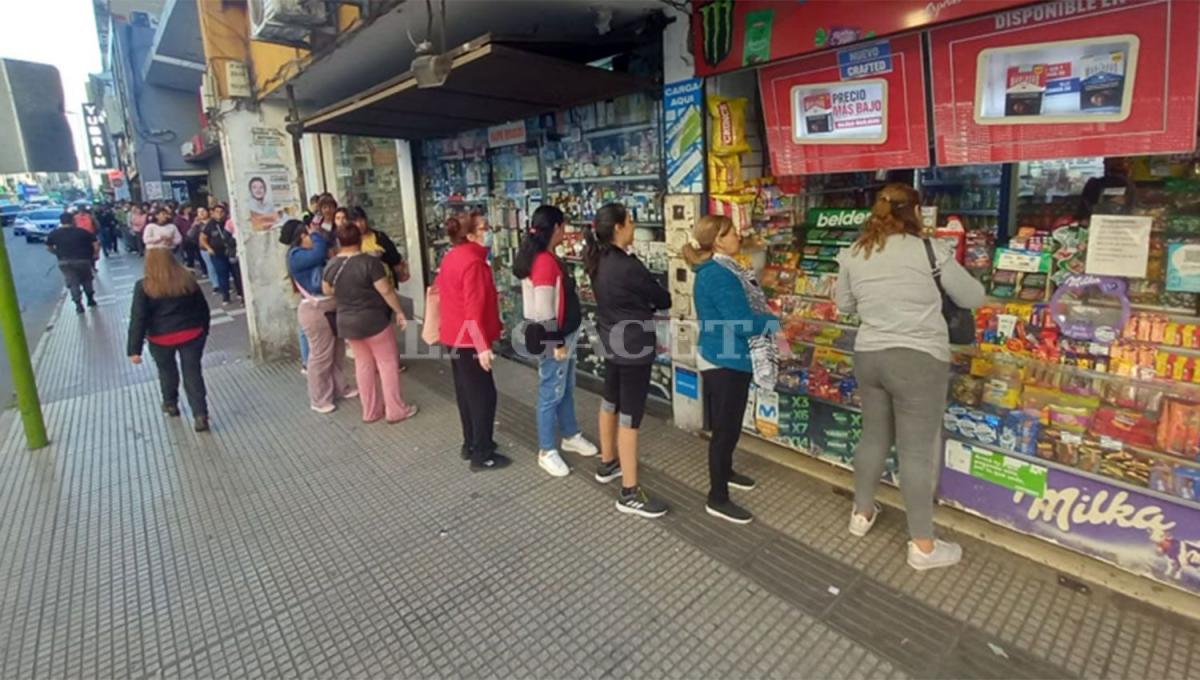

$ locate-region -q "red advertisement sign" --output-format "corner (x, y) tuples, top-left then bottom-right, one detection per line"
(693, 0), (1034, 77)
(758, 33), (929, 175)
(930, 0), (1200, 165)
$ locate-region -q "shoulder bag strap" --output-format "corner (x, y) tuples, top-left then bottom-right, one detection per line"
(922, 238), (947, 296)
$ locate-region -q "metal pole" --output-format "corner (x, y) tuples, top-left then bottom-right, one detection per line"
(286, 84), (308, 205)
(0, 225), (48, 449)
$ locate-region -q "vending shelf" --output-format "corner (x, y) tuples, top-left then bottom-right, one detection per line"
(944, 434), (1200, 510)
(580, 121), (657, 139)
(943, 209), (999, 216)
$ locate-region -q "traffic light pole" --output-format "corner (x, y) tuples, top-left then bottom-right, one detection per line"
(0, 225), (48, 449)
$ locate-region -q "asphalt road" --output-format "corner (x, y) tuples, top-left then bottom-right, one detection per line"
(0, 228), (66, 410)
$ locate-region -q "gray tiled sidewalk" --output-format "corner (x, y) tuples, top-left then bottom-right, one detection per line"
(1, 254), (1198, 678)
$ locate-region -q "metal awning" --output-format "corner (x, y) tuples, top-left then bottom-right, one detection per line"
(302, 35), (655, 140)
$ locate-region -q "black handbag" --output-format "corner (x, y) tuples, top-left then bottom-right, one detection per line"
(922, 239), (976, 345)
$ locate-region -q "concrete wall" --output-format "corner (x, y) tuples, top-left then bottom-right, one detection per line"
(206, 153), (228, 203)
(216, 102), (299, 360)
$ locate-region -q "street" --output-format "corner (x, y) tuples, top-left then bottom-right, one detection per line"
(0, 228), (72, 409)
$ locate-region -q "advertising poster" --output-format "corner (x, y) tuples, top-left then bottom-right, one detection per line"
(243, 171), (297, 232)
(106, 170), (130, 202)
(663, 78), (704, 193)
(250, 127), (288, 169)
(1166, 243), (1200, 293)
(758, 31), (928, 174)
(1085, 214), (1152, 278)
(741, 9), (774, 65)
(930, 0), (1200, 165)
(940, 440), (1200, 595)
(143, 181), (165, 200)
(791, 80), (887, 144)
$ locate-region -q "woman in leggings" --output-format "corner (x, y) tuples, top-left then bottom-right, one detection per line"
(584, 203), (672, 518)
(685, 215), (777, 525)
(834, 183), (984, 570)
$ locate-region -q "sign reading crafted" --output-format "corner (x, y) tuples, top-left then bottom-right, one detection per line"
(83, 103), (112, 170)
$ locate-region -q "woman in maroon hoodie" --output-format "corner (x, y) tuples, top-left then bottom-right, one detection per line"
(434, 213), (506, 471)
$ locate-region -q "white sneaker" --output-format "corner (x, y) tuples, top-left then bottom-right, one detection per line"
(907, 539), (963, 571)
(311, 404), (336, 414)
(343, 388), (359, 399)
(538, 449), (570, 477)
(560, 433), (598, 457)
(848, 503), (880, 537)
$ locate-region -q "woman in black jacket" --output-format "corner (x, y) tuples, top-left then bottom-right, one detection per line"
(128, 247), (212, 432)
(584, 203), (672, 518)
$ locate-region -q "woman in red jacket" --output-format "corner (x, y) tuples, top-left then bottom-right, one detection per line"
(434, 214), (507, 471)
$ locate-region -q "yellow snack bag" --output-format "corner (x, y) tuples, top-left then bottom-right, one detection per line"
(707, 96), (751, 155)
(708, 153), (743, 193)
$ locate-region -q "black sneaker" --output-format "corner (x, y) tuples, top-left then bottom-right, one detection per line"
(86, 298), (97, 308)
(728, 472), (757, 491)
(706, 499), (754, 525)
(460, 445), (471, 461)
(194, 416), (210, 432)
(616, 487), (668, 519)
(75, 302), (84, 314)
(162, 403), (180, 417)
(470, 453), (512, 472)
(595, 458), (622, 484)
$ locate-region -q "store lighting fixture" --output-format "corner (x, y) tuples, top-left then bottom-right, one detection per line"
(412, 40), (451, 88)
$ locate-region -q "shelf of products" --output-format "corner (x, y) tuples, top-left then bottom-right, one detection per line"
(333, 136), (408, 253)
(418, 132), (491, 275)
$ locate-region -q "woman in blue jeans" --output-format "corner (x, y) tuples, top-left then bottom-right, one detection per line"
(515, 205), (598, 477)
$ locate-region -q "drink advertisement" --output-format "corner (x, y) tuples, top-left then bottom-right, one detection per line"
(940, 440), (1200, 595)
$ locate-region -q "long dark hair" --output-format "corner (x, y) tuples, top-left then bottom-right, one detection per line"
(513, 205), (564, 279)
(582, 203), (627, 280)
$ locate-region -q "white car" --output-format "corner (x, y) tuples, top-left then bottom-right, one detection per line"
(15, 208), (66, 243)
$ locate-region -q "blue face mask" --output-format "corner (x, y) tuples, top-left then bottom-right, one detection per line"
(482, 229), (494, 250)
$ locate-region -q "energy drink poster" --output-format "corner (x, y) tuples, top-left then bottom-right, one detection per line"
(663, 78), (704, 194)
(931, 0), (1200, 165)
(975, 37), (1137, 123)
(791, 81), (887, 143)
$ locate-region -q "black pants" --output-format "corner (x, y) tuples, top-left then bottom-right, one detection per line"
(449, 347), (497, 464)
(148, 334), (208, 417)
(58, 261), (95, 305)
(183, 242), (206, 274)
(703, 367), (752, 504)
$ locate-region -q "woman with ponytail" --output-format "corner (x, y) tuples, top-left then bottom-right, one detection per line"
(584, 203), (672, 518)
(515, 206), (599, 477)
(834, 183), (984, 570)
(686, 215), (777, 525)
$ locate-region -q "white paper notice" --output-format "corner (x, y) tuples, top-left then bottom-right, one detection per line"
(1085, 214), (1152, 278)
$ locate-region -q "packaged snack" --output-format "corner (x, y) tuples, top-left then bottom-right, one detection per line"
(1091, 407), (1158, 449)
(1048, 403), (1092, 433)
(707, 96), (751, 155)
(951, 374), (984, 406)
(1000, 410), (1040, 455)
(1175, 468), (1200, 500)
(708, 153), (743, 194)
(1155, 399), (1200, 459)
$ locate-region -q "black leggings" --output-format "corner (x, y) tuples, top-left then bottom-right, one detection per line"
(449, 347), (498, 464)
(702, 367), (752, 503)
(148, 334), (208, 417)
(601, 361), (653, 429)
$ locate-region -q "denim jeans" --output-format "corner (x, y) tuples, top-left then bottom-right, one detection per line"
(536, 333), (581, 451)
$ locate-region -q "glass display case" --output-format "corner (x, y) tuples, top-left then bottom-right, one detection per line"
(333, 136), (409, 252)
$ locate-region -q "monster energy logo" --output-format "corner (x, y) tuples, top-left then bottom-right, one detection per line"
(698, 0), (734, 67)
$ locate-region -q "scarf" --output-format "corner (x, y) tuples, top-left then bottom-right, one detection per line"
(713, 254), (771, 319)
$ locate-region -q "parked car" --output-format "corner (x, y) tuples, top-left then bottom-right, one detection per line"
(1, 202), (22, 227)
(15, 208), (65, 243)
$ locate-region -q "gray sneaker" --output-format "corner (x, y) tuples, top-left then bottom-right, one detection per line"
(907, 539), (963, 571)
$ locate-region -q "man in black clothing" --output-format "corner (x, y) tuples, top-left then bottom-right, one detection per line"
(46, 213), (99, 313)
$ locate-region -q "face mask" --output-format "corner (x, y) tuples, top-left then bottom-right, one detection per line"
(482, 229), (494, 250)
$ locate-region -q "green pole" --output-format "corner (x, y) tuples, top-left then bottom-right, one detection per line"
(0, 225), (48, 449)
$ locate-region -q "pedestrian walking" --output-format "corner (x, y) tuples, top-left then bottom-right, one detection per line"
(288, 220), (355, 413)
(322, 221), (417, 424)
(514, 205), (598, 477)
(127, 247), (212, 432)
(434, 214), (507, 471)
(834, 183), (985, 570)
(97, 203), (120, 256)
(73, 206), (97, 234)
(200, 204), (243, 304)
(143, 205), (182, 250)
(685, 215), (778, 525)
(129, 203), (148, 255)
(45, 212), (99, 314)
(187, 206), (210, 277)
(585, 203), (672, 518)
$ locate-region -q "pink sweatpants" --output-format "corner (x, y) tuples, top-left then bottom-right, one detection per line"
(346, 324), (409, 422)
(297, 300), (347, 409)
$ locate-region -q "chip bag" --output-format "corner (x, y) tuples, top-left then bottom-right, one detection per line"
(708, 153), (743, 194)
(707, 95), (751, 156)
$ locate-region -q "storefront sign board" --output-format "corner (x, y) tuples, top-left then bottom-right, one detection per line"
(663, 78), (705, 193)
(693, 0), (1033, 77)
(1085, 214), (1152, 278)
(487, 121), (527, 148)
(930, 0), (1200, 165)
(759, 32), (929, 175)
(940, 440), (1200, 595)
(838, 41), (893, 80)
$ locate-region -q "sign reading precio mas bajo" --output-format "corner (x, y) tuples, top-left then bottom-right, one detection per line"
(791, 80), (887, 144)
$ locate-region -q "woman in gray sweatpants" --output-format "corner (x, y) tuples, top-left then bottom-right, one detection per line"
(833, 184), (985, 571)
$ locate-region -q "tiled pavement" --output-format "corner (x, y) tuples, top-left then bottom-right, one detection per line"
(2, 253), (1199, 678)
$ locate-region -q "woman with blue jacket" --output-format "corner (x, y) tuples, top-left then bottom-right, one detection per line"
(685, 215), (778, 525)
(287, 220), (354, 413)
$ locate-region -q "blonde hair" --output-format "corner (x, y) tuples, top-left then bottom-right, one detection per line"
(682, 214), (735, 266)
(850, 183), (923, 259)
(142, 248), (199, 298)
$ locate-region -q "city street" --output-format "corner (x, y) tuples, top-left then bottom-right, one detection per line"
(0, 227), (75, 410)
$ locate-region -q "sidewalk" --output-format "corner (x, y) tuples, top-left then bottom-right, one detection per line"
(2, 253), (1198, 678)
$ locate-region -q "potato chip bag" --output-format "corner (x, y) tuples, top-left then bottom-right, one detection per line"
(707, 95), (751, 155)
(708, 153), (742, 193)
